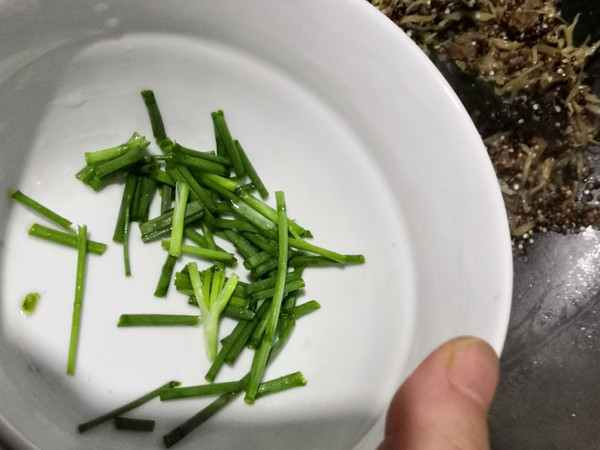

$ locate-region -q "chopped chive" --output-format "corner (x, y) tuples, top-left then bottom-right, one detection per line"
(256, 371), (306, 398)
(117, 314), (199, 327)
(284, 300), (321, 319)
(237, 188), (310, 238)
(84, 132), (149, 164)
(288, 237), (365, 264)
(130, 176), (156, 223)
(269, 318), (296, 363)
(9, 189), (75, 233)
(141, 89), (167, 140)
(169, 182), (190, 258)
(166, 164), (217, 214)
(214, 218), (263, 234)
(113, 174), (138, 243)
(217, 229), (259, 259)
(175, 144), (232, 165)
(211, 110), (245, 178)
(76, 144), (146, 191)
(28, 223), (106, 255)
(159, 380), (245, 401)
(162, 390), (241, 449)
(205, 319), (248, 383)
(154, 254), (178, 297)
(171, 147), (229, 177)
(245, 191), (289, 404)
(234, 139), (268, 198)
(224, 299), (271, 366)
(79, 380), (180, 433)
(249, 278), (305, 303)
(67, 225), (88, 375)
(222, 305), (255, 321)
(161, 184), (174, 214)
(114, 417), (155, 432)
(139, 200), (204, 243)
(161, 240), (236, 264)
(243, 251), (272, 270)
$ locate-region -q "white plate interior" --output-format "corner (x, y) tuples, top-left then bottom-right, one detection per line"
(0, 1), (512, 449)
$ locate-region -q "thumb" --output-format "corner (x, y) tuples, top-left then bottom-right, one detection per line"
(379, 336), (499, 450)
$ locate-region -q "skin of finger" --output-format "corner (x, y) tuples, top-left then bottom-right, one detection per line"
(379, 336), (500, 450)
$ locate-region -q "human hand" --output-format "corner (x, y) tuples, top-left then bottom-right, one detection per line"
(379, 337), (499, 449)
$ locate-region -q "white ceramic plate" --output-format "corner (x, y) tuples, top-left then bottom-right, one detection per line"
(0, 1), (513, 449)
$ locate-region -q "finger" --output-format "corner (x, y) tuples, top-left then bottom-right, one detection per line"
(379, 336), (499, 450)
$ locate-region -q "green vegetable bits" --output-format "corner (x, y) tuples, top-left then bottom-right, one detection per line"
(13, 89), (365, 448)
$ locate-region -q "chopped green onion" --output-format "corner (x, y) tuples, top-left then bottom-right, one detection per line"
(211, 110), (245, 178)
(169, 182), (190, 258)
(79, 380), (180, 433)
(9, 189), (75, 233)
(245, 191), (289, 404)
(28, 223), (106, 255)
(234, 140), (268, 198)
(117, 314), (199, 327)
(159, 380), (245, 401)
(114, 416), (155, 432)
(67, 225), (88, 375)
(154, 254), (178, 297)
(162, 390), (241, 449)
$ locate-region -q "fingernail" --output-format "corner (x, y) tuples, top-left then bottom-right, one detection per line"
(446, 337), (499, 409)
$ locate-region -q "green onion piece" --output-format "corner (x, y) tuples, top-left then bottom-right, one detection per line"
(244, 271), (301, 295)
(169, 182), (190, 257)
(113, 174), (138, 243)
(243, 251), (272, 270)
(211, 110), (245, 178)
(114, 416), (156, 432)
(79, 380), (180, 433)
(130, 176), (156, 223)
(222, 305), (255, 321)
(214, 218), (263, 234)
(256, 371), (306, 398)
(205, 319), (248, 383)
(166, 164), (217, 213)
(245, 191), (289, 404)
(21, 292), (40, 316)
(159, 380), (245, 401)
(67, 225), (88, 375)
(84, 132), (149, 164)
(224, 300), (271, 366)
(237, 188), (309, 238)
(139, 200), (204, 243)
(162, 390), (241, 449)
(284, 300), (321, 319)
(161, 240), (236, 264)
(288, 237), (365, 264)
(234, 139), (268, 198)
(161, 184), (174, 215)
(9, 189), (75, 233)
(117, 314), (199, 327)
(141, 89), (167, 140)
(154, 254), (178, 297)
(217, 229), (259, 259)
(171, 147), (229, 177)
(76, 145), (146, 191)
(175, 145), (232, 165)
(269, 319), (296, 364)
(249, 278), (305, 303)
(28, 223), (106, 255)
(191, 264), (238, 361)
